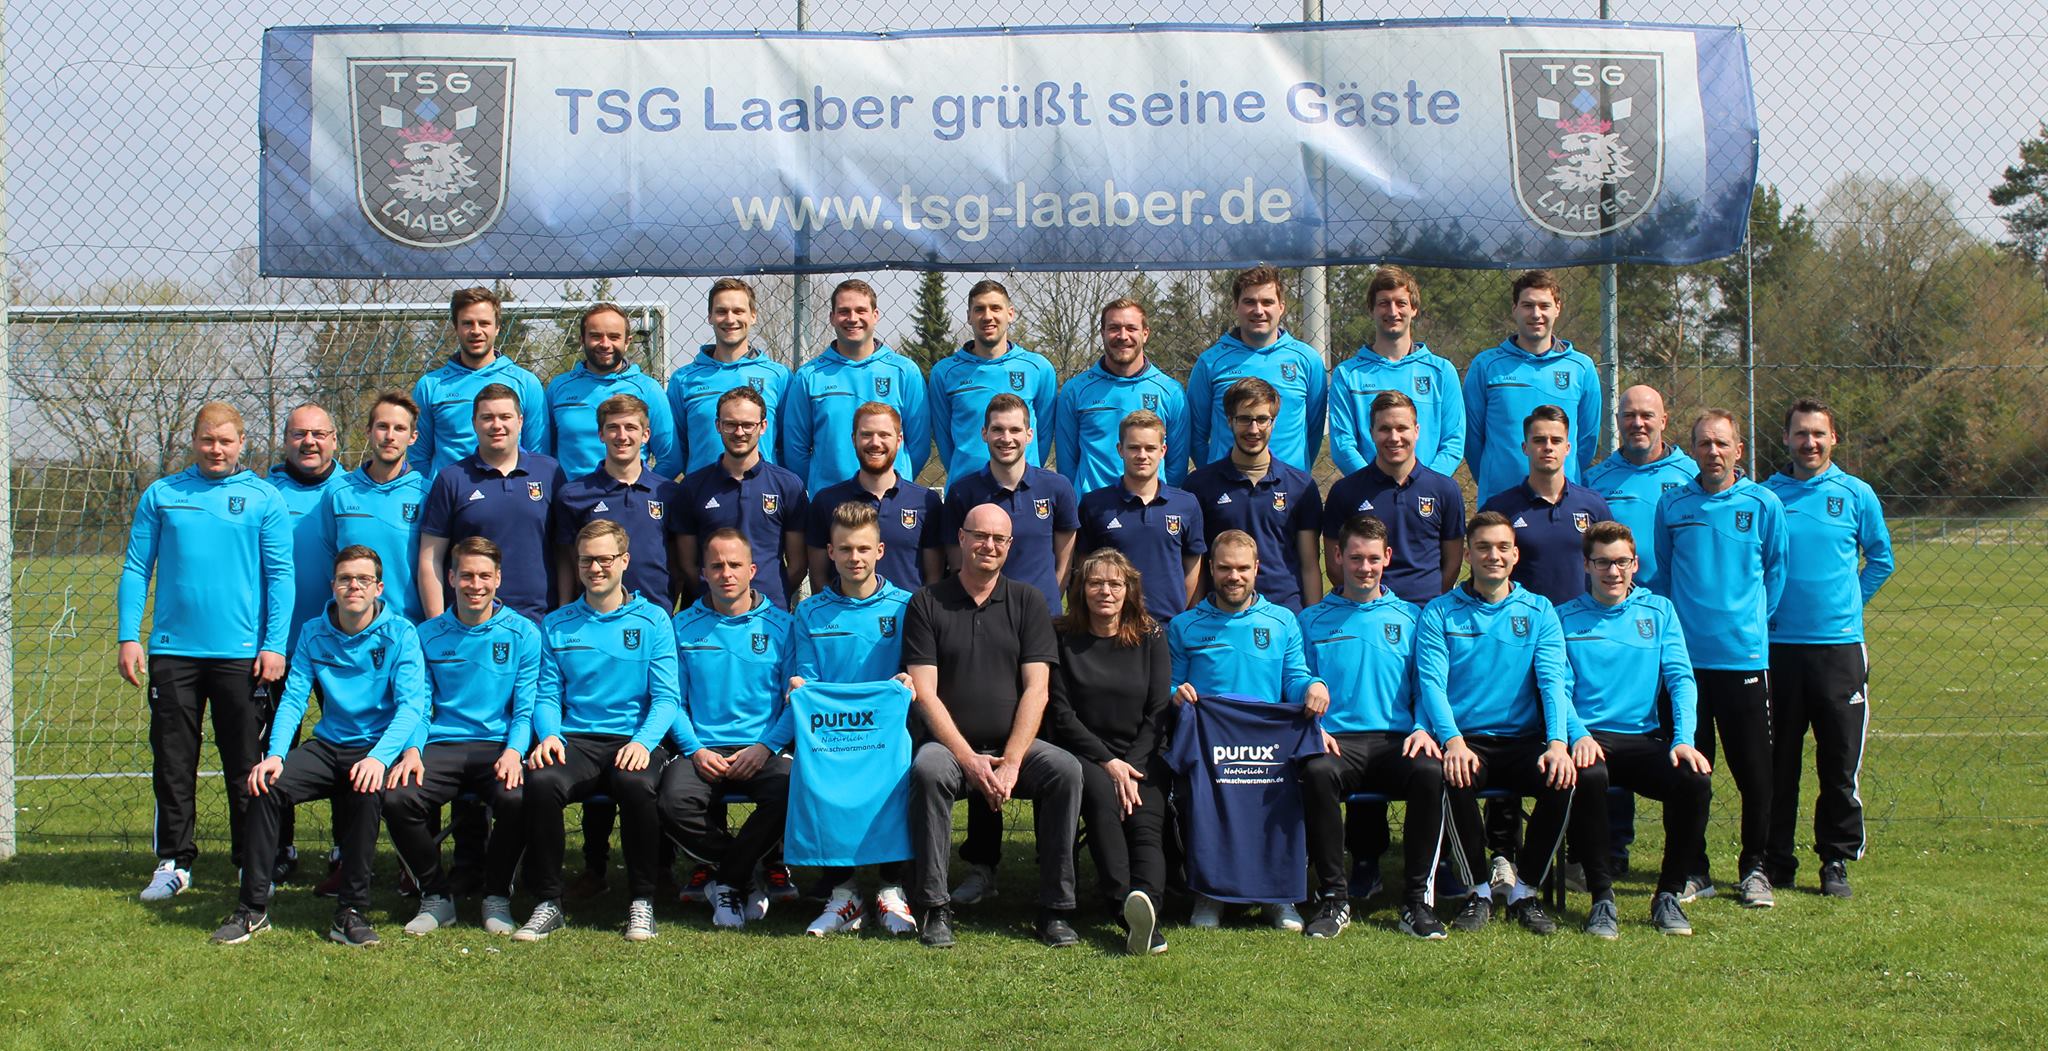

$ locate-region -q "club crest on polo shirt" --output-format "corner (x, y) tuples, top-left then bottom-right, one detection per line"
(1165, 514), (1183, 536)
(1142, 392), (1160, 412)
(228, 496), (246, 515)
(763, 493), (780, 515)
(622, 628), (642, 650)
(1417, 496), (1436, 518)
(873, 376), (892, 398)
(493, 641), (510, 664)
(1553, 370), (1571, 390)
(878, 615), (897, 638)
(1511, 615), (1530, 637)
(1636, 617), (1655, 638)
(900, 508), (919, 530)
(751, 632), (769, 654)
(1252, 627), (1271, 649)
(647, 500), (664, 520)
(402, 502), (420, 522)
(1009, 370), (1025, 391)
(1414, 374), (1433, 395)
(1033, 498), (1051, 520)
(1735, 510), (1754, 532)
(370, 646), (387, 670)
(527, 481), (544, 501)
(1384, 623), (1403, 645)
(1573, 511), (1591, 532)
(1272, 491), (1288, 512)
(1827, 496), (1845, 517)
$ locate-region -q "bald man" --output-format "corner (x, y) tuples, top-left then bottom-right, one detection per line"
(903, 503), (1082, 949)
(1583, 385), (1698, 877)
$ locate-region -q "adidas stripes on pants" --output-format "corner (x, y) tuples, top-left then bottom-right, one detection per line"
(1767, 643), (1869, 875)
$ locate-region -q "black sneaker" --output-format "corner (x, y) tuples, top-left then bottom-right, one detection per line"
(1036, 910), (1080, 948)
(1451, 894), (1491, 932)
(211, 907), (270, 945)
(919, 905), (956, 949)
(1147, 928), (1169, 954)
(1399, 901), (1448, 940)
(1347, 858), (1384, 900)
(328, 907), (382, 947)
(1820, 860), (1853, 899)
(1509, 897), (1557, 935)
(271, 847), (299, 885)
(1303, 896), (1351, 940)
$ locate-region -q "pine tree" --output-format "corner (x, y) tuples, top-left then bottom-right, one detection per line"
(904, 270), (953, 371)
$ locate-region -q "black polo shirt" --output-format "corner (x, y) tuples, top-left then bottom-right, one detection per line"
(902, 574), (1059, 752)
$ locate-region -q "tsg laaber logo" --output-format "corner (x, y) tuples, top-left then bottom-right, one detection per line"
(350, 58), (514, 248)
(1502, 51), (1664, 237)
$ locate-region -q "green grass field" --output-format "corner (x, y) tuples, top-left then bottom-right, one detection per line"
(5, 536), (2047, 1046)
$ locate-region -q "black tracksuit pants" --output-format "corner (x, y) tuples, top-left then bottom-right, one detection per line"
(148, 656), (273, 870)
(1692, 668), (1774, 880)
(1302, 732), (1445, 904)
(238, 737), (383, 913)
(657, 748), (791, 890)
(524, 734), (670, 902)
(1767, 643), (1869, 876)
(1446, 735), (1611, 900)
(385, 740), (527, 899)
(1586, 732), (1711, 896)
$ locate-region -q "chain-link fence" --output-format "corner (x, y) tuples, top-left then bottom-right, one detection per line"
(7, 0), (2047, 851)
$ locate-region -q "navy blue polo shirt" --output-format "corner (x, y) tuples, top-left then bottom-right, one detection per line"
(553, 467), (685, 610)
(421, 451), (566, 623)
(1077, 481), (1207, 623)
(1321, 462), (1468, 604)
(1181, 457), (1323, 612)
(673, 457), (809, 610)
(941, 464), (1079, 609)
(1479, 480), (1614, 606)
(804, 474), (943, 591)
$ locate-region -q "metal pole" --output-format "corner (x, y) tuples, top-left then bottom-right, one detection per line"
(1300, 0), (1330, 380)
(1744, 234), (1757, 477)
(0, 4), (16, 860)
(790, 0), (811, 367)
(1597, 0), (1620, 456)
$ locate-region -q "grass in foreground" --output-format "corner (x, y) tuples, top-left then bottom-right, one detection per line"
(4, 820), (2046, 1050)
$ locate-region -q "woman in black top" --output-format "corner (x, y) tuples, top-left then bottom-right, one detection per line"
(1046, 548), (1172, 955)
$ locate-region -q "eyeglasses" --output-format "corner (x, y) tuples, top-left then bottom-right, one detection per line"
(334, 574), (380, 589)
(577, 553), (625, 568)
(1230, 414), (1277, 428)
(1086, 579), (1128, 592)
(717, 418), (765, 432)
(962, 529), (1013, 548)
(1588, 557), (1637, 571)
(288, 429), (336, 441)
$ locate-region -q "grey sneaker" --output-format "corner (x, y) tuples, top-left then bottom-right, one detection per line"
(1678, 877), (1718, 903)
(481, 895), (517, 935)
(1489, 855), (1518, 898)
(624, 897), (658, 941)
(1303, 897), (1351, 940)
(140, 860), (191, 903)
(404, 894), (457, 936)
(1266, 901), (1304, 932)
(1820, 860), (1853, 899)
(328, 907), (382, 947)
(513, 900), (565, 942)
(1508, 897), (1557, 935)
(949, 863), (998, 905)
(210, 907), (269, 945)
(1738, 870), (1776, 909)
(1583, 898), (1620, 940)
(1452, 894), (1491, 932)
(1651, 891), (1693, 936)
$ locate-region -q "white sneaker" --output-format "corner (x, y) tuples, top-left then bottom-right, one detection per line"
(709, 881), (746, 928)
(876, 885), (918, 936)
(1489, 855), (1518, 898)
(481, 895), (516, 935)
(806, 888), (864, 937)
(1188, 895), (1224, 928)
(744, 885), (770, 923)
(404, 894), (457, 936)
(140, 860), (191, 902)
(949, 863), (998, 905)
(1267, 902), (1305, 932)
(624, 897), (658, 941)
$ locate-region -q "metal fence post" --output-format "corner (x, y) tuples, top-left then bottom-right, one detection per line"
(0, 10), (16, 860)
(1300, 0), (1330, 377)
(790, 0), (811, 369)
